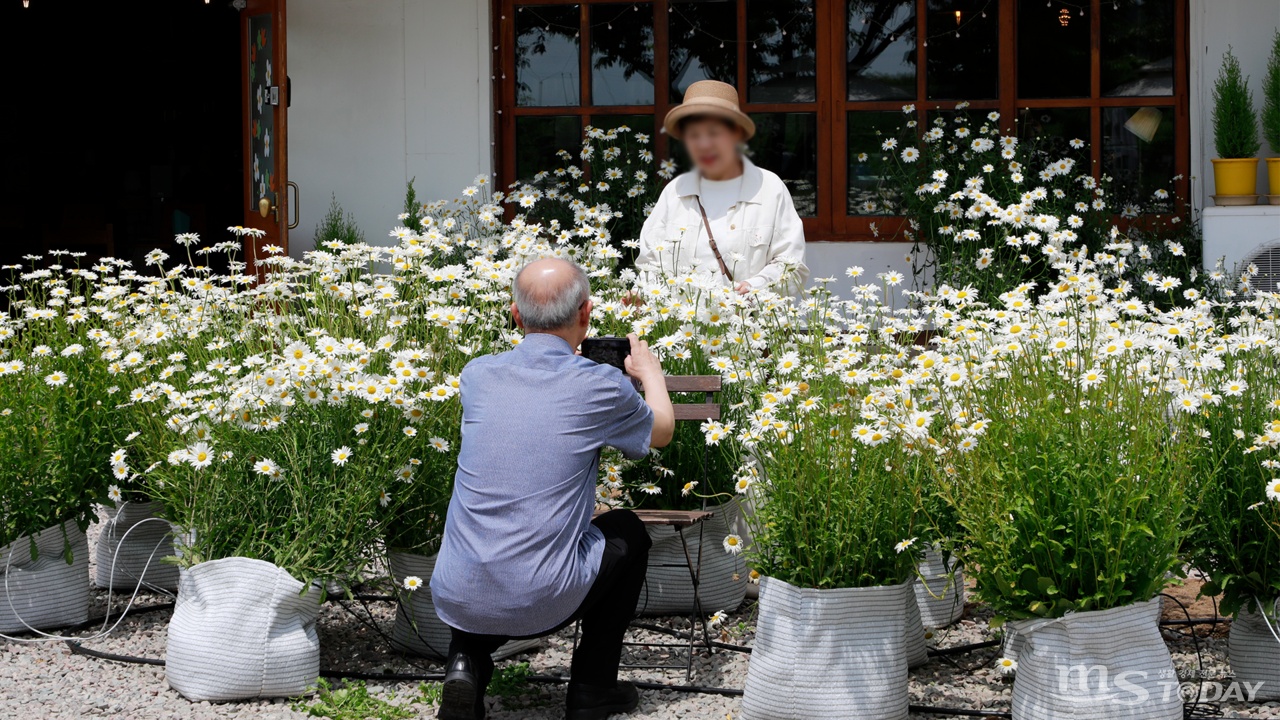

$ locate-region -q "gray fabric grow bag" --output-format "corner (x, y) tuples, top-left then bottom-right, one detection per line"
(1229, 598), (1280, 701)
(743, 577), (912, 720)
(914, 545), (965, 628)
(905, 586), (928, 669)
(95, 501), (179, 591)
(637, 499), (747, 616)
(0, 521), (90, 634)
(1008, 597), (1180, 720)
(165, 557), (321, 702)
(388, 552), (542, 661)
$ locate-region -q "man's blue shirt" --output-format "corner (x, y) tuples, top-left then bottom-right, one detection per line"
(431, 332), (654, 636)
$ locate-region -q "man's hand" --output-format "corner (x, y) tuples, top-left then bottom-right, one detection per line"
(624, 334), (674, 448)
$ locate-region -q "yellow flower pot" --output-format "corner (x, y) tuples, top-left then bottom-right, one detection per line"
(1268, 157), (1280, 200)
(1211, 157), (1260, 197)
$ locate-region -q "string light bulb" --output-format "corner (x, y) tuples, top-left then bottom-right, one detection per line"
(23, 0), (29, 6)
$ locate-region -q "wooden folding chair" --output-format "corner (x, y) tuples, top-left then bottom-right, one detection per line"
(583, 375), (723, 683)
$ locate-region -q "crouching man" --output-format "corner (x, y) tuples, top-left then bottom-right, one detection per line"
(431, 258), (675, 720)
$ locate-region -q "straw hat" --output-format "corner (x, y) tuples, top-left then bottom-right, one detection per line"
(664, 80), (755, 141)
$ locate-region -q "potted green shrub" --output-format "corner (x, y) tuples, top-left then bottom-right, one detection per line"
(1211, 46), (1261, 203)
(736, 284), (931, 720)
(1263, 29), (1280, 200)
(937, 275), (1198, 720)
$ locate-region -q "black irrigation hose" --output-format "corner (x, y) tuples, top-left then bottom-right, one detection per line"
(64, 602), (176, 634)
(66, 640), (165, 667)
(909, 706), (1010, 718)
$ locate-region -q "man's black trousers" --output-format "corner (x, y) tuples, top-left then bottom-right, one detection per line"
(446, 508), (652, 696)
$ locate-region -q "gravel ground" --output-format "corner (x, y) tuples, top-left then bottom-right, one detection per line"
(0, 517), (1277, 719)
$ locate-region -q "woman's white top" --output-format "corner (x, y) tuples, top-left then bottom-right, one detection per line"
(637, 156), (809, 293)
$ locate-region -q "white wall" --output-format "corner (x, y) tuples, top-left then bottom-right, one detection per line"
(805, 241), (918, 288)
(1189, 0), (1280, 211)
(288, 0), (491, 257)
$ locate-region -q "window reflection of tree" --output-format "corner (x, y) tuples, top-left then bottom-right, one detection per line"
(847, 0), (917, 101)
(669, 2), (738, 102)
(591, 7), (655, 104)
(516, 8), (581, 107)
(748, 0), (818, 103)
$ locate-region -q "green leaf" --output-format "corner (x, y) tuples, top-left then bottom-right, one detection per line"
(1037, 576), (1057, 594)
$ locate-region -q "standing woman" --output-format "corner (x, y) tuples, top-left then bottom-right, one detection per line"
(638, 80), (809, 294)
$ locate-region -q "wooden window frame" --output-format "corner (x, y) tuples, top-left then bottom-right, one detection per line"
(492, 0), (1190, 242)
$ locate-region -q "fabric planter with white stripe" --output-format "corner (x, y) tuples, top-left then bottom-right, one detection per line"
(94, 501), (179, 592)
(165, 557), (321, 702)
(388, 552), (542, 661)
(1008, 597), (1180, 720)
(0, 521), (90, 635)
(905, 587), (928, 669)
(743, 577), (912, 720)
(1229, 598), (1280, 701)
(637, 499), (747, 617)
(914, 545), (965, 628)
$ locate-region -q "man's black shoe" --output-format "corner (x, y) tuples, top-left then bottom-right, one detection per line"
(438, 653), (484, 720)
(565, 681), (640, 720)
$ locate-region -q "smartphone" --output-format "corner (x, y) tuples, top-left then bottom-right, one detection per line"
(580, 336), (631, 373)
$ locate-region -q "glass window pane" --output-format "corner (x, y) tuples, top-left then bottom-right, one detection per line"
(1102, 107), (1175, 211)
(748, 112), (818, 217)
(1017, 3), (1090, 98)
(591, 3), (655, 106)
(516, 5), (581, 108)
(1102, 0), (1174, 97)
(669, 1), (738, 103)
(747, 0), (818, 103)
(589, 114), (656, 137)
(926, 0), (999, 100)
(847, 0), (917, 101)
(515, 116), (582, 183)
(1017, 107), (1091, 156)
(847, 111), (903, 215)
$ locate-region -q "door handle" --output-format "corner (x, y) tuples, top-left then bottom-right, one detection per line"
(258, 197), (278, 222)
(287, 182), (300, 229)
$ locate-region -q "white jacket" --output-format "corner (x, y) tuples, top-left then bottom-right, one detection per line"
(637, 157), (809, 293)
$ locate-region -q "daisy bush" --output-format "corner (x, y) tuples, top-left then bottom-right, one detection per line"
(867, 103), (1208, 307)
(927, 275), (1202, 622)
(0, 254), (130, 559)
(726, 275), (938, 589)
(502, 124), (676, 265)
(1184, 296), (1280, 617)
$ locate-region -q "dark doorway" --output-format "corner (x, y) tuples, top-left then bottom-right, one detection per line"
(0, 0), (242, 270)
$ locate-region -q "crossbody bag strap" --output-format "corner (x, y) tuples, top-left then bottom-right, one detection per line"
(694, 196), (735, 283)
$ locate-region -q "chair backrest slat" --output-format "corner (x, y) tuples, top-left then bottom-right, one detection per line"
(660, 375), (722, 393)
(673, 404), (721, 422)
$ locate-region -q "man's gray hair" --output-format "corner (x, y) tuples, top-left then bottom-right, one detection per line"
(512, 260), (590, 331)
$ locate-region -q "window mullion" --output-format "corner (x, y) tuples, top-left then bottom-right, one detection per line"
(997, 0), (1016, 135)
(1090, 0), (1102, 182)
(655, 0), (671, 162)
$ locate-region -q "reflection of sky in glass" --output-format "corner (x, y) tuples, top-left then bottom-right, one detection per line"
(748, 0), (817, 103)
(591, 5), (655, 106)
(847, 1), (916, 101)
(516, 7), (580, 107)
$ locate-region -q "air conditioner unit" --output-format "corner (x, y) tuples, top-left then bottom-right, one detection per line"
(1201, 206), (1280, 286)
